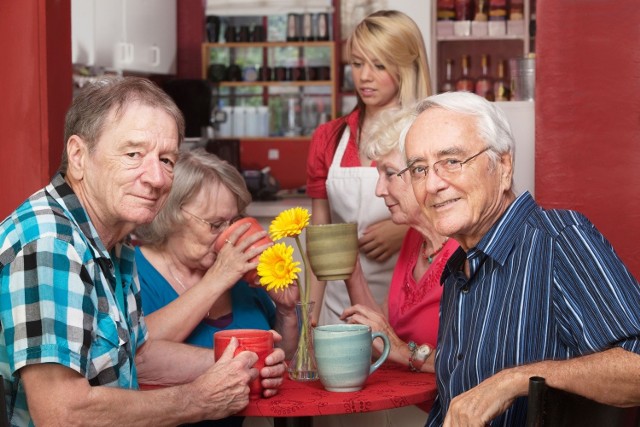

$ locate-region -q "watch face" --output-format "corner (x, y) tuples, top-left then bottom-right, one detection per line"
(416, 345), (431, 360)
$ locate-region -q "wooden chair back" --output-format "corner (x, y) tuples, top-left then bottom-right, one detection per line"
(526, 376), (640, 427)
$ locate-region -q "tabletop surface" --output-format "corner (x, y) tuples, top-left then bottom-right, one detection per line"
(237, 362), (437, 418)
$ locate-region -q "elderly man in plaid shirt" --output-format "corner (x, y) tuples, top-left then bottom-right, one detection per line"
(0, 76), (286, 426)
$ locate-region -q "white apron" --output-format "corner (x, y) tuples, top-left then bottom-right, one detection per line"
(319, 127), (398, 325)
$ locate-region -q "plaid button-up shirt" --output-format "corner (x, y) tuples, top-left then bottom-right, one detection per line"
(0, 173), (148, 426)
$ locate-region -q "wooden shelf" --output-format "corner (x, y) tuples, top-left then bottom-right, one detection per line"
(436, 34), (528, 42)
(430, 0), (533, 93)
(202, 39), (338, 130)
(215, 80), (333, 88)
(203, 41), (335, 49)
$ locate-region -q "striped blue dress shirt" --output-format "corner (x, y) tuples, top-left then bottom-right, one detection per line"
(426, 192), (640, 426)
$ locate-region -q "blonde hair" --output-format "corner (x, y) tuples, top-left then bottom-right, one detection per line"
(346, 10), (432, 109)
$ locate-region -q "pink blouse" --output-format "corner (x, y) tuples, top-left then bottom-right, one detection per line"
(387, 228), (459, 348)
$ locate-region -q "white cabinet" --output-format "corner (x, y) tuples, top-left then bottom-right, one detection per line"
(497, 101), (535, 197)
(72, 0), (176, 75)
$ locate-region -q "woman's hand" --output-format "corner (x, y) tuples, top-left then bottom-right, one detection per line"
(359, 220), (408, 262)
(341, 304), (405, 359)
(260, 331), (287, 398)
(204, 223), (272, 289)
(269, 283), (300, 359)
(267, 281), (300, 312)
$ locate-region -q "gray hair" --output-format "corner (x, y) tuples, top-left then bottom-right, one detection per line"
(364, 107), (416, 161)
(134, 149), (251, 246)
(404, 92), (516, 166)
(61, 75), (185, 173)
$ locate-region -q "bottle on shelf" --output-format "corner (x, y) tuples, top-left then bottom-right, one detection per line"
(437, 0), (456, 21)
(493, 59), (511, 101)
(440, 58), (456, 93)
(301, 13), (313, 41)
(530, 0), (537, 51)
(509, 0), (525, 20)
(454, 0), (474, 21)
(455, 55), (475, 92)
(286, 13), (300, 42)
(315, 13), (331, 41)
(475, 54), (494, 101)
(488, 0), (508, 21)
(474, 0), (489, 21)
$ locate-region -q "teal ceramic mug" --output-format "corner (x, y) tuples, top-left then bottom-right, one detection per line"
(313, 324), (390, 392)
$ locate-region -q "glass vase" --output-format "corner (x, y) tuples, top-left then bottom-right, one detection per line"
(287, 301), (318, 381)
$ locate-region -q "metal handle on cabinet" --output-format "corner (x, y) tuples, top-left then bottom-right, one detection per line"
(150, 46), (160, 67)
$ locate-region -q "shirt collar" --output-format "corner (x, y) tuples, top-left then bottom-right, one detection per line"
(48, 172), (136, 285)
(45, 172), (112, 261)
(476, 192), (537, 266)
(441, 192), (537, 282)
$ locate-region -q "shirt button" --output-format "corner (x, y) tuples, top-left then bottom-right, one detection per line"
(457, 353), (464, 361)
(461, 285), (470, 293)
(106, 260), (113, 269)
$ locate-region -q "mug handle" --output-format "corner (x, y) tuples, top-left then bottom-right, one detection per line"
(369, 331), (390, 375)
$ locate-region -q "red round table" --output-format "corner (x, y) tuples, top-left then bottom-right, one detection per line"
(238, 362), (437, 426)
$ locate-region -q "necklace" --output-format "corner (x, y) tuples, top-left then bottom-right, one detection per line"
(163, 253), (210, 318)
(167, 264), (188, 292)
(422, 238), (449, 263)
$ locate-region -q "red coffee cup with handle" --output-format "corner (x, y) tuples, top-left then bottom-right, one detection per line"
(213, 217), (272, 284)
(214, 329), (274, 399)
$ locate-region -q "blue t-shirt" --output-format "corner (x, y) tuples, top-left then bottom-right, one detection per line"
(135, 247), (276, 348)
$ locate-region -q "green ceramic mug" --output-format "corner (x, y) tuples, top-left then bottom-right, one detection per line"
(305, 222), (358, 281)
(313, 324), (390, 392)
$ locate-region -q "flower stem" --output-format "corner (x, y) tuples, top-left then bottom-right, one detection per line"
(294, 235), (311, 305)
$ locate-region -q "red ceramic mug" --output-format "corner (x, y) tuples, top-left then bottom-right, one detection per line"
(213, 217), (272, 284)
(214, 329), (274, 399)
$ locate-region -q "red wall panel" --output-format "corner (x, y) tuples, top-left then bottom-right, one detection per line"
(536, 0), (640, 278)
(0, 0), (71, 219)
(240, 140), (310, 190)
(177, 0), (205, 79)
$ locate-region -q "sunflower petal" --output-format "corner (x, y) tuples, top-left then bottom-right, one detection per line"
(268, 207), (311, 241)
(257, 242), (301, 292)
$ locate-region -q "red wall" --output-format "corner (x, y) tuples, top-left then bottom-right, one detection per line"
(240, 139), (310, 190)
(536, 1), (640, 278)
(0, 0), (71, 219)
(177, 0), (204, 79)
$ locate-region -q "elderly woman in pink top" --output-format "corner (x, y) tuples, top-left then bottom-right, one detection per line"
(342, 107), (458, 375)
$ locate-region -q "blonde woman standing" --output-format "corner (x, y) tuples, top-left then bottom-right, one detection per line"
(306, 10), (433, 327)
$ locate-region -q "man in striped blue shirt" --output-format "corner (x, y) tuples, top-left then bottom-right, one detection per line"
(0, 77), (286, 426)
(401, 92), (640, 426)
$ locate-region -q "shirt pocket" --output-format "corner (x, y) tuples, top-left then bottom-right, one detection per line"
(89, 312), (132, 385)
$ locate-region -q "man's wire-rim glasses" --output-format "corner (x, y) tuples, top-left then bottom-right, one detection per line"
(397, 147), (491, 182)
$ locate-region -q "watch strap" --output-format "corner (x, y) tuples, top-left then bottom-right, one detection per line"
(408, 341), (432, 372)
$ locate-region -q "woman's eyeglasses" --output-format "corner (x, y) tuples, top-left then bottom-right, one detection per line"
(181, 207), (243, 233)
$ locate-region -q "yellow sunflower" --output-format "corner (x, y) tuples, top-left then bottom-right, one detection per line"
(257, 242), (301, 292)
(268, 207), (311, 241)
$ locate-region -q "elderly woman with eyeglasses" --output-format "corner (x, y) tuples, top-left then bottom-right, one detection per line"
(341, 108), (458, 376)
(133, 150), (298, 409)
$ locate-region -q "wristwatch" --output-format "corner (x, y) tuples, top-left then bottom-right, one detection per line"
(408, 341), (432, 372)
